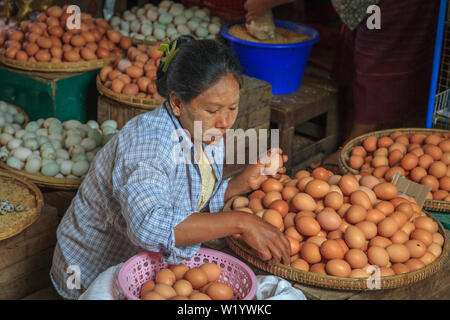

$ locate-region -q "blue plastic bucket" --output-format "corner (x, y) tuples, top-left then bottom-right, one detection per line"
(221, 20), (320, 95)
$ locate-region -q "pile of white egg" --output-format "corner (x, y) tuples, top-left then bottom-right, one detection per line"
(109, 0), (223, 42)
(0, 106), (118, 179)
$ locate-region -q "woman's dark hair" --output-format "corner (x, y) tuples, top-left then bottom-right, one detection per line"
(156, 36), (243, 104)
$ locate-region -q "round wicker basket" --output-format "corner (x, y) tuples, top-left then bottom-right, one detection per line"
(131, 37), (157, 47)
(0, 162), (82, 190)
(2, 102), (29, 126)
(338, 128), (450, 213)
(223, 195), (449, 291)
(0, 54), (122, 73)
(96, 75), (163, 109)
(0, 169), (44, 240)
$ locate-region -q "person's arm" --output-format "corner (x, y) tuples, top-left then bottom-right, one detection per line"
(245, 0), (296, 22)
(174, 210), (291, 265)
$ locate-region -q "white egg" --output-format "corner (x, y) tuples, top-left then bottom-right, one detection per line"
(49, 122), (64, 135)
(146, 9), (158, 22)
(36, 118), (45, 127)
(23, 139), (39, 151)
(25, 157), (41, 174)
(56, 149), (70, 160)
(36, 128), (48, 137)
(43, 117), (60, 129)
(72, 160), (89, 177)
(2, 124), (15, 135)
(25, 121), (39, 133)
(86, 120), (99, 130)
(41, 147), (56, 160)
(60, 160), (74, 176)
(36, 135), (49, 146)
(0, 133), (14, 145)
(7, 138), (22, 150)
(80, 137), (97, 152)
(7, 156), (24, 170)
(71, 153), (87, 162)
(14, 129), (27, 139)
(11, 147), (32, 162)
(22, 132), (37, 140)
(63, 120), (82, 131)
(50, 139), (62, 150)
(65, 134), (82, 149)
(41, 162), (59, 177)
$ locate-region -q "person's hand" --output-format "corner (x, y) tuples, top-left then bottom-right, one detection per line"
(244, 0), (274, 23)
(241, 148), (288, 192)
(239, 213), (291, 265)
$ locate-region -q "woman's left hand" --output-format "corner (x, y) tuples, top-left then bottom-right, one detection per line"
(242, 148), (288, 191)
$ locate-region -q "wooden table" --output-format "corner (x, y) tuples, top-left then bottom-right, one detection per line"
(205, 230), (450, 300)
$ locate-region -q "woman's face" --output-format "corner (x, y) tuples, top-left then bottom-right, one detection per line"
(170, 73), (240, 145)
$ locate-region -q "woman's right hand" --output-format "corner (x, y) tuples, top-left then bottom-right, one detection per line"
(238, 213), (291, 265)
(244, 0), (273, 23)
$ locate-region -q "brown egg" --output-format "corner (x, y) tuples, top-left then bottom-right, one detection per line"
(297, 176), (314, 192)
(425, 134), (442, 145)
(344, 225), (366, 249)
(292, 193), (317, 212)
(345, 249), (368, 269)
(155, 269), (176, 286)
(122, 83), (139, 96)
(300, 242), (321, 264)
(339, 175), (360, 196)
(373, 166), (390, 179)
(295, 216), (320, 236)
(405, 258), (426, 271)
(345, 205), (367, 224)
(261, 178), (283, 193)
(320, 240), (344, 260)
(62, 44), (73, 52)
(366, 209), (386, 224)
(428, 243), (442, 258)
(349, 155), (364, 170)
(80, 47), (96, 60)
(316, 209), (342, 231)
(263, 209), (284, 231)
(312, 167), (332, 181)
(206, 283), (234, 300)
(325, 259), (351, 277)
(350, 190), (372, 210)
(373, 183), (398, 200)
(184, 268), (208, 289)
(372, 156), (389, 168)
(375, 201), (395, 216)
(410, 167), (427, 183)
(99, 66), (112, 82)
(386, 244), (410, 263)
(24, 42), (39, 56)
(369, 236), (392, 248)
(409, 133), (426, 145)
(189, 292), (212, 300)
(389, 142), (407, 155)
(374, 147), (388, 157)
(336, 238), (350, 254)
(48, 25), (64, 37)
(359, 186), (377, 206)
(323, 192), (343, 210)
(96, 47), (111, 59)
(291, 259), (310, 272)
(5, 47), (18, 59)
(363, 136), (377, 152)
(391, 263), (410, 275)
(429, 161), (447, 178)
(377, 136), (393, 148)
(424, 145), (443, 160)
(400, 153), (419, 171)
(367, 246), (390, 267)
(63, 50), (80, 62)
(410, 229), (433, 247)
(352, 146), (367, 157)
(283, 213), (297, 230)
(388, 150), (403, 167)
(248, 197), (264, 213)
(384, 167), (406, 182)
(200, 263), (221, 283)
(400, 221), (415, 236)
(378, 217), (399, 237)
(306, 236), (327, 247)
(169, 264), (189, 280)
(420, 251), (437, 266)
(152, 283), (177, 299)
(355, 221), (377, 239)
(305, 179), (330, 199)
(358, 175), (379, 190)
(337, 203), (351, 217)
(390, 230), (409, 244)
(141, 291), (166, 300)
(140, 280), (155, 297)
(47, 5), (63, 18)
(35, 49), (51, 62)
(432, 232), (444, 246)
(263, 191), (282, 208)
(111, 78), (125, 93)
(420, 175), (439, 192)
(390, 211), (408, 228)
(414, 216), (438, 234)
(15, 50), (28, 61)
(350, 269), (370, 278)
(281, 186), (299, 201)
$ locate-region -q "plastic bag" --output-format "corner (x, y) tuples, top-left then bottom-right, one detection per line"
(256, 275), (307, 300)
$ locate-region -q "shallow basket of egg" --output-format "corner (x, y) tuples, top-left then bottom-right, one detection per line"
(117, 247), (257, 300)
(338, 128), (450, 213)
(0, 5), (131, 73)
(224, 168), (449, 291)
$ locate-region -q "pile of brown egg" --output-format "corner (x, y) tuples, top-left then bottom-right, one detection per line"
(231, 168), (445, 278)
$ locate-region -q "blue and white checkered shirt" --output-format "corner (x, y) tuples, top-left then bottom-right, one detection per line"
(50, 102), (231, 299)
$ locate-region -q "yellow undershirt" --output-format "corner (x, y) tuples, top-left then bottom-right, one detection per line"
(196, 148), (217, 211)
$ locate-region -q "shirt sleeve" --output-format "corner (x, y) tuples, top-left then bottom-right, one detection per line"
(207, 177), (231, 213)
(112, 141), (200, 264)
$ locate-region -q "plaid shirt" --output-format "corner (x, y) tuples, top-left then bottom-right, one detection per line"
(50, 102), (230, 299)
(332, 0), (381, 30)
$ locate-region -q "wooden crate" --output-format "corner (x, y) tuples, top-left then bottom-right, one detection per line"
(0, 204), (59, 300)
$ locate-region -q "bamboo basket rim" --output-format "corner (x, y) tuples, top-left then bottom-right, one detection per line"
(223, 195), (449, 291)
(0, 54), (122, 73)
(0, 162), (82, 190)
(0, 169), (44, 241)
(96, 75), (164, 109)
(338, 128), (450, 213)
(131, 37), (157, 46)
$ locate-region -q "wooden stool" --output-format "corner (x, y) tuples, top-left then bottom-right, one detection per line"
(271, 74), (339, 174)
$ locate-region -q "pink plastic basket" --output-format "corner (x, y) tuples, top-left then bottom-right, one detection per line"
(117, 247), (258, 300)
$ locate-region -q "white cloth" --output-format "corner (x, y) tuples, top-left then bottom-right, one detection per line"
(79, 264), (307, 300)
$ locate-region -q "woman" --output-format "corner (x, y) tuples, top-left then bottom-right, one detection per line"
(50, 36), (291, 299)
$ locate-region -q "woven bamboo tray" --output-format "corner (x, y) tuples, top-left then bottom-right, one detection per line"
(131, 37), (157, 47)
(223, 196), (449, 291)
(0, 54), (122, 73)
(0, 162), (82, 190)
(338, 128), (450, 213)
(96, 75), (164, 109)
(0, 169), (44, 240)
